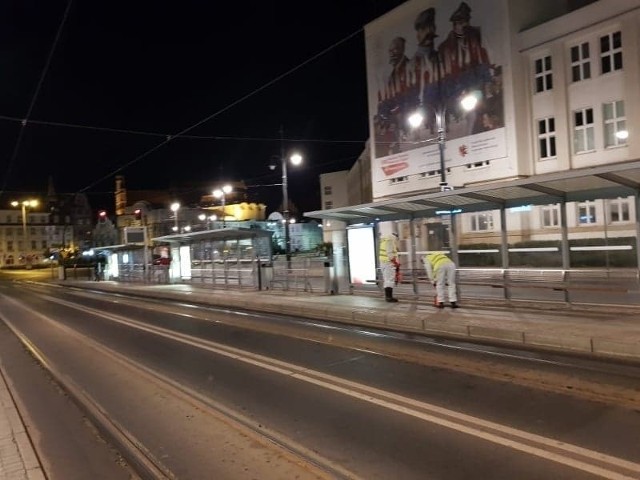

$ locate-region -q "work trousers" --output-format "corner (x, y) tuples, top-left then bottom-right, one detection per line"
(435, 262), (457, 303)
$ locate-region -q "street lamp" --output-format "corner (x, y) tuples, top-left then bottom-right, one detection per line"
(170, 202), (180, 232)
(213, 185), (232, 228)
(198, 213), (217, 230)
(270, 151), (302, 264)
(11, 199), (38, 263)
(408, 92), (479, 191)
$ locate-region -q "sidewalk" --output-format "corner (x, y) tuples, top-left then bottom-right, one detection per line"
(0, 367), (45, 480)
(58, 280), (640, 363)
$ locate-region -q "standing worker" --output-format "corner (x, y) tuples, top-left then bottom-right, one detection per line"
(424, 251), (458, 308)
(379, 232), (400, 303)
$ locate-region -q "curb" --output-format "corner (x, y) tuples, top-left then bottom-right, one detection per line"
(53, 282), (640, 364)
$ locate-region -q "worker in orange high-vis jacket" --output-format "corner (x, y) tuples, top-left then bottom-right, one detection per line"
(424, 251), (458, 308)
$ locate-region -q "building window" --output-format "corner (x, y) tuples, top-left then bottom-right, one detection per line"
(6, 215), (11, 223)
(538, 117), (556, 159)
(470, 212), (494, 232)
(578, 201), (597, 225)
(7, 241), (13, 251)
(534, 55), (552, 93)
(609, 198), (630, 223)
(323, 186), (332, 195)
(541, 205), (560, 227)
(600, 31), (622, 74)
(324, 201), (333, 209)
(6, 228), (12, 236)
(573, 108), (595, 153)
(41, 240), (47, 249)
(31, 240), (37, 250)
(570, 42), (591, 82)
(603, 100), (626, 147)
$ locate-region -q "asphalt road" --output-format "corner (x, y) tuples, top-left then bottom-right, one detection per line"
(1, 278), (639, 479)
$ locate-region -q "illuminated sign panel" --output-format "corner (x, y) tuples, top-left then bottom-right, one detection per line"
(347, 226), (377, 285)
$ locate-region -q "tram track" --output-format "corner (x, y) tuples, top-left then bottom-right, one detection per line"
(38, 283), (640, 410)
(0, 294), (351, 480)
(2, 291), (640, 480)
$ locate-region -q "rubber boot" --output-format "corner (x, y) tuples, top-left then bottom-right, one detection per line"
(385, 287), (398, 303)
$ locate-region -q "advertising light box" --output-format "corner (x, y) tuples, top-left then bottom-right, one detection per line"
(347, 226), (377, 285)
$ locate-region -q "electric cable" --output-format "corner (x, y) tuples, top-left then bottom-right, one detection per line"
(0, 114), (367, 144)
(0, 0), (74, 196)
(77, 27), (365, 193)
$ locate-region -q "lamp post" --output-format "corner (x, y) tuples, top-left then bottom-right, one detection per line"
(408, 92), (479, 191)
(11, 199), (38, 264)
(213, 185), (232, 228)
(270, 150), (302, 265)
(170, 202), (180, 232)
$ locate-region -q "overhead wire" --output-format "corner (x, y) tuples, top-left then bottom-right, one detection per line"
(0, 114), (367, 144)
(0, 0), (74, 196)
(77, 27), (366, 193)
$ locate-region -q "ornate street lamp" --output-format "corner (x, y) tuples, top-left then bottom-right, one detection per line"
(213, 185), (232, 228)
(10, 199), (38, 264)
(170, 202), (180, 232)
(408, 92), (479, 191)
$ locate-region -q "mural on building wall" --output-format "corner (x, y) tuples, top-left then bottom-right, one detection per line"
(366, 0), (507, 197)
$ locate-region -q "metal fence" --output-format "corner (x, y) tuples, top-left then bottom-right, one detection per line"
(105, 255), (640, 307)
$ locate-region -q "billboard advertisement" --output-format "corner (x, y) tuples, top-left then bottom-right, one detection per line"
(347, 226), (377, 285)
(365, 0), (507, 197)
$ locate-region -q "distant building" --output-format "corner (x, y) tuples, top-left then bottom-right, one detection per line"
(0, 177), (93, 267)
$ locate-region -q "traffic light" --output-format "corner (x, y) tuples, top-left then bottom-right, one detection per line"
(134, 209), (142, 221)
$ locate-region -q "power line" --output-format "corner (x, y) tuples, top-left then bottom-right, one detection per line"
(77, 27), (365, 194)
(0, 0), (74, 197)
(0, 114), (367, 144)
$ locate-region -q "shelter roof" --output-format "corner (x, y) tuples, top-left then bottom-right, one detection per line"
(305, 160), (640, 224)
(151, 227), (273, 244)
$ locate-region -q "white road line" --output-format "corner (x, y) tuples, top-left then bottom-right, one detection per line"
(25, 293), (640, 479)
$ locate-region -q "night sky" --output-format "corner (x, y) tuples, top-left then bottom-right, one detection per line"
(0, 0), (407, 215)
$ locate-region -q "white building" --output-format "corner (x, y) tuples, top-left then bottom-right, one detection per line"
(307, 0), (640, 270)
(0, 208), (55, 267)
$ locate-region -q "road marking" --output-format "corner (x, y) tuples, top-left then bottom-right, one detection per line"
(19, 293), (640, 480)
(0, 294), (359, 480)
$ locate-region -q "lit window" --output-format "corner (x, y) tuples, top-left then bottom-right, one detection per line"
(570, 42), (591, 82)
(578, 201), (597, 225)
(541, 205), (560, 227)
(537, 117), (556, 160)
(534, 55), (553, 93)
(573, 108), (595, 153)
(603, 100), (626, 147)
(470, 212), (494, 232)
(609, 198), (630, 223)
(600, 31), (622, 74)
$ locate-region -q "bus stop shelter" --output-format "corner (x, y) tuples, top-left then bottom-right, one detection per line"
(305, 160), (640, 297)
(152, 227), (274, 286)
